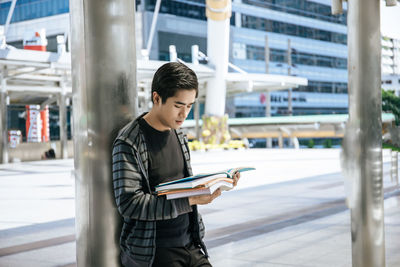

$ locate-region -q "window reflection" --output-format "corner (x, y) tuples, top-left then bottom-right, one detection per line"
(246, 45), (347, 70)
(242, 15), (347, 45)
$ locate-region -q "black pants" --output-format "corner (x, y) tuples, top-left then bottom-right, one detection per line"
(152, 243), (212, 267)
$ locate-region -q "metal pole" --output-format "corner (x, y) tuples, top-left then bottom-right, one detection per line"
(287, 39), (292, 116)
(278, 132), (283, 148)
(59, 85), (68, 159)
(0, 68), (8, 164)
(194, 100), (200, 141)
(69, 0), (138, 266)
(169, 45), (177, 62)
(265, 91), (272, 148)
(265, 35), (269, 74)
(145, 0), (162, 56)
(265, 92), (271, 117)
(192, 45), (199, 65)
(4, 0), (17, 37)
(69, 98), (73, 139)
(342, 0), (385, 265)
(265, 35), (271, 148)
(391, 151), (398, 184)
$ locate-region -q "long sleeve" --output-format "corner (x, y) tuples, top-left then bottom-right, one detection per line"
(112, 140), (192, 221)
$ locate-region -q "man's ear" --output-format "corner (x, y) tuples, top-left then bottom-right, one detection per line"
(153, 92), (161, 104)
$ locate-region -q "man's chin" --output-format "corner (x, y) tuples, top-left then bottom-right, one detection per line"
(171, 125), (181, 130)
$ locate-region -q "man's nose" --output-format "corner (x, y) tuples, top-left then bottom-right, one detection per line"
(183, 107), (190, 118)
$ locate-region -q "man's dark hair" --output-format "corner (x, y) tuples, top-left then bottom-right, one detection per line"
(151, 62), (198, 103)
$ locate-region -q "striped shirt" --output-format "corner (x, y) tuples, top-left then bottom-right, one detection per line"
(112, 113), (207, 266)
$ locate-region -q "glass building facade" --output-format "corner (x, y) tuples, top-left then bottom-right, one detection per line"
(0, 0), (69, 24)
(141, 0), (348, 115)
(2, 0), (349, 118)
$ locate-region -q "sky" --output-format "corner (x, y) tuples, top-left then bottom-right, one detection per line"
(381, 1), (400, 39)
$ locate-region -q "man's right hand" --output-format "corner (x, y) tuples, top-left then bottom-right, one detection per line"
(188, 189), (221, 205)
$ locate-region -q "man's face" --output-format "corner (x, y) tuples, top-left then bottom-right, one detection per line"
(154, 89), (197, 130)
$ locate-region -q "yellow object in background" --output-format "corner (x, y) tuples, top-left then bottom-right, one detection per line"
(201, 114), (231, 145)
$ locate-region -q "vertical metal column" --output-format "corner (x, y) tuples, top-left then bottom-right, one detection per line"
(4, 0), (17, 37)
(265, 35), (269, 74)
(59, 82), (68, 159)
(265, 35), (272, 148)
(343, 0), (385, 266)
(287, 39), (292, 116)
(391, 151), (398, 185)
(194, 100), (200, 141)
(69, 0), (137, 266)
(191, 45), (201, 141)
(0, 69), (8, 164)
(265, 91), (272, 148)
(278, 132), (283, 149)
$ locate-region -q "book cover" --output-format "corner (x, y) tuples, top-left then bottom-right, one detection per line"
(155, 166), (256, 200)
(156, 174), (230, 191)
(157, 177), (233, 194)
(156, 166), (255, 189)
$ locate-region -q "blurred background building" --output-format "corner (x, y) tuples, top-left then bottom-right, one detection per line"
(0, 0), (399, 143)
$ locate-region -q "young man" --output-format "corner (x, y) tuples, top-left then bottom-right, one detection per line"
(112, 62), (240, 267)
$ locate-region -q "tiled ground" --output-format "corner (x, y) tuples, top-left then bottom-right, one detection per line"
(0, 149), (399, 267)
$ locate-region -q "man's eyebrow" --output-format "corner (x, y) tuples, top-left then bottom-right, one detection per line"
(174, 101), (195, 105)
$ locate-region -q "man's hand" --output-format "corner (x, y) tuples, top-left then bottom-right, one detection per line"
(188, 172), (241, 206)
(232, 171), (241, 187)
(189, 189), (221, 205)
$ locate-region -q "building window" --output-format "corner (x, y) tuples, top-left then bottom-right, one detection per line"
(246, 44), (348, 70)
(242, 15), (347, 45)
(297, 81), (348, 94)
(242, 0), (347, 25)
(0, 0), (69, 24)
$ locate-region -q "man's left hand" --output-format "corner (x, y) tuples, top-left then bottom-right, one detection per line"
(233, 171), (241, 187)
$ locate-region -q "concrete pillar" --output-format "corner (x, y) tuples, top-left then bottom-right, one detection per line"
(69, 0), (138, 266)
(341, 0), (386, 266)
(205, 0), (231, 116)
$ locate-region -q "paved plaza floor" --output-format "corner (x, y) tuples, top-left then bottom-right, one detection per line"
(0, 149), (399, 267)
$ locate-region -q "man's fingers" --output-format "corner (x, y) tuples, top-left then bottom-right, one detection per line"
(233, 172), (240, 186)
(211, 189), (221, 199)
(214, 188), (221, 196)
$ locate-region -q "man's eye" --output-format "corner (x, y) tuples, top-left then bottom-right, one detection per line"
(175, 105), (182, 108)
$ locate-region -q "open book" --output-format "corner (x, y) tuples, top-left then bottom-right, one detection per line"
(160, 179), (233, 200)
(156, 166), (255, 200)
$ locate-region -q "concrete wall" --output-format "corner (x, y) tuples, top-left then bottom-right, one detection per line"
(9, 141), (74, 162)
